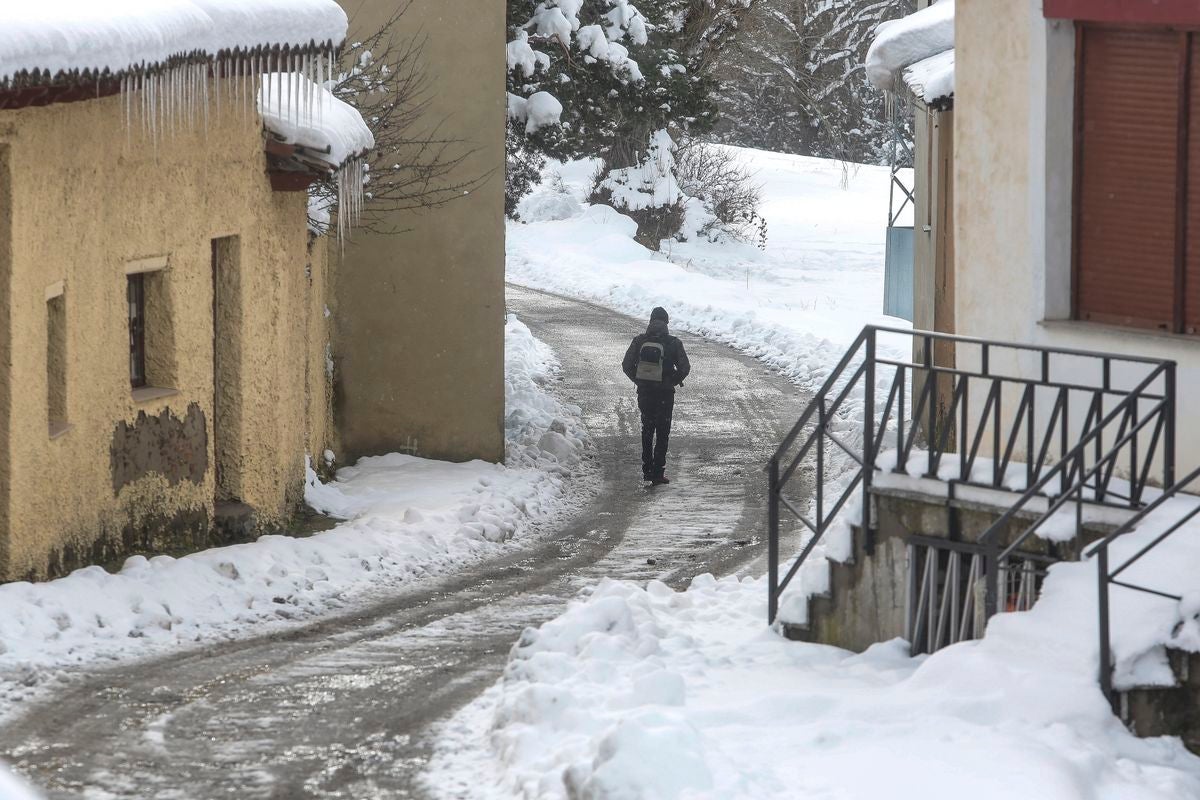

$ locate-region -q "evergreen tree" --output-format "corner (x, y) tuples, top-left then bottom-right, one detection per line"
(506, 0), (755, 213)
(711, 0), (913, 164)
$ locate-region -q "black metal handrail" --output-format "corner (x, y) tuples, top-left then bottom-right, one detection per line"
(1087, 464), (1200, 703)
(974, 360), (1175, 618)
(768, 325), (1176, 625)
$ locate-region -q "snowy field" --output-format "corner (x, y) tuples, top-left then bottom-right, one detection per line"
(508, 146), (912, 396)
(427, 147), (1200, 799)
(0, 316), (591, 721)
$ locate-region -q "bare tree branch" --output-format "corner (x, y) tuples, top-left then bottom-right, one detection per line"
(311, 3), (494, 235)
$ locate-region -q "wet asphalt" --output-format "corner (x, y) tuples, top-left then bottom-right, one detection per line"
(0, 285), (809, 799)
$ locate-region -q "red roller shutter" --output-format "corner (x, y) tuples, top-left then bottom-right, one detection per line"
(1186, 35), (1200, 332)
(1075, 26), (1182, 331)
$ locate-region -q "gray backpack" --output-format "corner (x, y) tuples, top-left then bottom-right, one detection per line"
(636, 341), (665, 381)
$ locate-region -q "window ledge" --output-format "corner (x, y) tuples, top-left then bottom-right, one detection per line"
(131, 386), (179, 404)
(48, 421), (73, 440)
(1038, 318), (1196, 344)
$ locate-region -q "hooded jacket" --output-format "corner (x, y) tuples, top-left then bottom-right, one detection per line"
(623, 319), (691, 390)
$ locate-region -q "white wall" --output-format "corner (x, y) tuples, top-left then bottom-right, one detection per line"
(954, 0), (1196, 478)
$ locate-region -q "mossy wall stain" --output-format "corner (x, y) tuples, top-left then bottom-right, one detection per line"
(110, 403), (208, 494)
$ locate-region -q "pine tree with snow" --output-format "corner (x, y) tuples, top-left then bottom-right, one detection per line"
(505, 0), (757, 235)
(712, 0), (913, 164)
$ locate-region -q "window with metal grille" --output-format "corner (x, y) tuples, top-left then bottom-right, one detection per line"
(1073, 24), (1200, 333)
(128, 274), (146, 388)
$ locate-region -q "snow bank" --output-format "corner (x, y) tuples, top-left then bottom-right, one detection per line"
(259, 73), (374, 167)
(0, 317), (590, 719)
(429, 575), (1200, 800)
(0, 1), (347, 83)
(0, 764), (41, 800)
(865, 0), (954, 101)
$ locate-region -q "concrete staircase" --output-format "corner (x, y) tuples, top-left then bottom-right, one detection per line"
(778, 484), (1200, 754)
(1120, 649), (1200, 755)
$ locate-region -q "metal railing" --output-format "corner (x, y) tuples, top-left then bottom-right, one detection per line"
(768, 325), (1176, 626)
(1088, 464), (1200, 704)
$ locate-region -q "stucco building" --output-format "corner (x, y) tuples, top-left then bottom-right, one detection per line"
(331, 1), (508, 465)
(770, 0), (1200, 747)
(0, 6), (364, 580)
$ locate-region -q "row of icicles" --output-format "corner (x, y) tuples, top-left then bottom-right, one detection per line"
(112, 46), (366, 239)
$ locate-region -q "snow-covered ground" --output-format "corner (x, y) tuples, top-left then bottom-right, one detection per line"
(427, 147), (1200, 798)
(429, 576), (1200, 800)
(0, 316), (590, 721)
(509, 147), (911, 397)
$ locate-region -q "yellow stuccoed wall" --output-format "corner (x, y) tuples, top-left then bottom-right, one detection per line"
(331, 0), (507, 465)
(0, 86), (332, 580)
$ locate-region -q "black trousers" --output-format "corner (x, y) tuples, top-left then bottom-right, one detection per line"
(637, 387), (675, 478)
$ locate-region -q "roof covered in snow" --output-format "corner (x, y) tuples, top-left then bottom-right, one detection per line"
(0, 1), (348, 87)
(865, 0), (955, 109)
(259, 73), (374, 170)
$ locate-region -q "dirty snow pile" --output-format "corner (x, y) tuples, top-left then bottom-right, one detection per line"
(0, 317), (589, 719)
(0, 1), (347, 83)
(428, 573), (1200, 800)
(259, 73), (374, 168)
(865, 0), (955, 104)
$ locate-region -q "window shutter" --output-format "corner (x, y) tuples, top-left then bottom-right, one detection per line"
(1185, 36), (1200, 332)
(1076, 26), (1181, 330)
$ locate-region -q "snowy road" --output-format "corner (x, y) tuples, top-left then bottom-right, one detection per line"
(0, 286), (808, 799)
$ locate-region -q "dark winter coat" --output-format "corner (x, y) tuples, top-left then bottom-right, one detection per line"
(622, 319), (691, 391)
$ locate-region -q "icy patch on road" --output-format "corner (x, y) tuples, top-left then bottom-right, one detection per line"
(427, 575), (1200, 800)
(0, 317), (591, 720)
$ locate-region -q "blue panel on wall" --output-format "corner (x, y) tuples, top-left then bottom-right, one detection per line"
(884, 226), (914, 322)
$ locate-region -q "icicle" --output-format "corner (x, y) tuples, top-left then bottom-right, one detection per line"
(122, 74), (130, 147)
(185, 64), (192, 130)
(165, 66), (173, 137)
(202, 62), (209, 134)
(296, 54), (303, 125)
(187, 63), (193, 128)
(275, 52), (282, 122)
(153, 70), (160, 140)
(286, 55), (294, 126)
(140, 71), (148, 142)
(316, 52), (323, 124)
(315, 52), (324, 127)
(292, 52), (300, 125)
(302, 52), (311, 124)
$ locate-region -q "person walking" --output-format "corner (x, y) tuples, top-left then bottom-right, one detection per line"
(622, 307), (690, 485)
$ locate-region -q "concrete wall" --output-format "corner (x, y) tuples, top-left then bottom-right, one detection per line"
(954, 1), (1192, 473)
(0, 87), (332, 580)
(0, 144), (10, 577)
(332, 0), (506, 465)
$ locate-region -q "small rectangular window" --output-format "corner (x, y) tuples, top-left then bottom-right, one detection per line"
(128, 274), (146, 388)
(47, 292), (67, 434)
